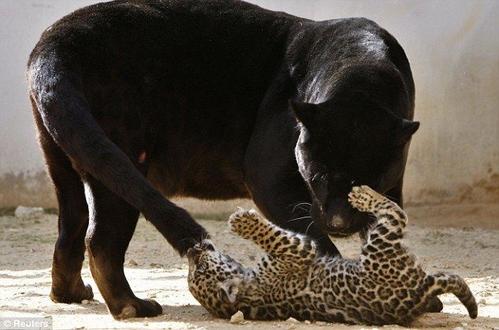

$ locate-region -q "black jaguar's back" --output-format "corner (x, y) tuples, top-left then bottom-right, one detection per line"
(29, 0), (300, 198)
(27, 0), (419, 319)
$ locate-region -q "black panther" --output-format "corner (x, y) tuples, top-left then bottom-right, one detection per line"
(28, 0), (423, 319)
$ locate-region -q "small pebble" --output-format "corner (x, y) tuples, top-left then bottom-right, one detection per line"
(230, 310), (245, 324)
(127, 259), (138, 266)
(150, 262), (163, 268)
(81, 299), (89, 305)
(14, 206), (44, 219)
(286, 317), (298, 323)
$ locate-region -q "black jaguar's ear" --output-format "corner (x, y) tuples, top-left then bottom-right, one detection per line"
(397, 119), (420, 145)
(289, 100), (320, 128)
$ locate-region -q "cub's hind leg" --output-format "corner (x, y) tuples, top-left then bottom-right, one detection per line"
(348, 185), (443, 313)
(33, 106), (93, 304)
(229, 209), (317, 262)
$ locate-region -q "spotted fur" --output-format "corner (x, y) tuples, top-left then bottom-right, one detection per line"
(187, 186), (477, 325)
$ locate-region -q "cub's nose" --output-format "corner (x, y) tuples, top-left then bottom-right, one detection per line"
(201, 240), (215, 251)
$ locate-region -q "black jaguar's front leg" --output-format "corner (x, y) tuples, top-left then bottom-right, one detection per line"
(243, 88), (341, 256)
(245, 172), (340, 256)
(244, 147), (339, 255)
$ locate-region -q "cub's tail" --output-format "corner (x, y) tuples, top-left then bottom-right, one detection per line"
(413, 273), (477, 320)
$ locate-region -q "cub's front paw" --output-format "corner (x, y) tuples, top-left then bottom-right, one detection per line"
(348, 185), (382, 213)
(228, 208), (262, 237)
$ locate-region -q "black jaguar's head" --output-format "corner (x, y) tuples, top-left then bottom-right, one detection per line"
(291, 96), (419, 238)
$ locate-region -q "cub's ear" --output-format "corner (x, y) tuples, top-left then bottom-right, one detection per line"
(218, 280), (240, 304)
(289, 100), (320, 128)
(397, 119), (420, 145)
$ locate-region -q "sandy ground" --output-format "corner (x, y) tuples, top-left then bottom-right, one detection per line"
(0, 203), (498, 330)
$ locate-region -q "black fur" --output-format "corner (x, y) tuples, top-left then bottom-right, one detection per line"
(27, 0), (418, 318)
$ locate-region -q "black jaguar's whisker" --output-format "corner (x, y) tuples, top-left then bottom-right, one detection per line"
(305, 220), (315, 235)
(291, 202), (312, 213)
(287, 215), (312, 223)
(296, 205), (312, 212)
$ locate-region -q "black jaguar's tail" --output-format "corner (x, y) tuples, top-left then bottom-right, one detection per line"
(27, 49), (207, 255)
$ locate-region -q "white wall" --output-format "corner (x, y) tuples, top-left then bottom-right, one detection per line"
(1, 0), (498, 206)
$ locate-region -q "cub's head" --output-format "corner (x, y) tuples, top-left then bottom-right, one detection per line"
(187, 240), (245, 318)
(291, 68), (419, 238)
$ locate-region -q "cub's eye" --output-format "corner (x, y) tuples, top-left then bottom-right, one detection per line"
(196, 262), (207, 273)
(201, 241), (215, 251)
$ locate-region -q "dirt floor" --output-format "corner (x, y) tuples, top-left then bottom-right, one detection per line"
(0, 202), (498, 329)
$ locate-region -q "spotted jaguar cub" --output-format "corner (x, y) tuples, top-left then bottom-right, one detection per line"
(187, 186), (477, 325)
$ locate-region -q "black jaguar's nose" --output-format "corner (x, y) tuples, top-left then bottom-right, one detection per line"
(327, 215), (352, 237)
(330, 215), (347, 231)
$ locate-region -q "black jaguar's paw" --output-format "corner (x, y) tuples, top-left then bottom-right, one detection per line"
(170, 220), (209, 257)
(50, 282), (94, 304)
(114, 298), (163, 319)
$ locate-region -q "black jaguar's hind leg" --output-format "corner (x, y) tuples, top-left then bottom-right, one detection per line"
(84, 177), (162, 319)
(33, 107), (93, 304)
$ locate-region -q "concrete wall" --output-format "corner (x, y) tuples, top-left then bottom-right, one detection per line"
(1, 0), (498, 207)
